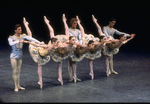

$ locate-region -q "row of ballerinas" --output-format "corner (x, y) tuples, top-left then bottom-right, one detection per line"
(8, 14), (135, 91)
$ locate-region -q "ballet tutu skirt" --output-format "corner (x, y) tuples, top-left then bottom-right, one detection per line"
(103, 46), (119, 57)
(69, 46), (87, 62)
(82, 34), (102, 60)
(29, 44), (50, 65)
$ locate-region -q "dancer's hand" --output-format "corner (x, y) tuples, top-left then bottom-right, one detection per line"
(44, 16), (50, 24)
(92, 15), (97, 23)
(41, 41), (45, 45)
(76, 16), (81, 24)
(23, 40), (29, 43)
(62, 14), (67, 22)
(23, 17), (29, 26)
(130, 34), (135, 39)
(19, 40), (24, 43)
(43, 45), (48, 48)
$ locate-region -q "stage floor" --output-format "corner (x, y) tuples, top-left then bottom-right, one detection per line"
(0, 48), (150, 103)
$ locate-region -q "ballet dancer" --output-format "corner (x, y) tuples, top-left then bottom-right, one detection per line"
(103, 17), (135, 76)
(8, 24), (42, 92)
(103, 34), (135, 76)
(44, 16), (79, 85)
(23, 17), (60, 89)
(63, 14), (86, 82)
(76, 15), (107, 80)
(93, 15), (135, 76)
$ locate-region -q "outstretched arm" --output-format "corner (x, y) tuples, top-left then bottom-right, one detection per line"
(23, 17), (32, 37)
(76, 16), (85, 38)
(92, 15), (104, 36)
(44, 16), (55, 38)
(24, 41), (48, 48)
(123, 34), (135, 44)
(62, 14), (69, 36)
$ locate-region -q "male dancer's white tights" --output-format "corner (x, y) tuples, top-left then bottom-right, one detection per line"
(10, 59), (22, 89)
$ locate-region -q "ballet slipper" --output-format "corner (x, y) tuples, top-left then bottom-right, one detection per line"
(38, 81), (43, 89)
(58, 78), (63, 85)
(14, 88), (19, 92)
(89, 72), (94, 80)
(106, 71), (110, 77)
(73, 77), (77, 83)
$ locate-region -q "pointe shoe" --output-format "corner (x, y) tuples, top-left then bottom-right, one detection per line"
(73, 76), (77, 83)
(106, 71), (110, 77)
(89, 72), (94, 80)
(58, 78), (63, 86)
(74, 77), (77, 83)
(14, 88), (19, 92)
(38, 82), (43, 89)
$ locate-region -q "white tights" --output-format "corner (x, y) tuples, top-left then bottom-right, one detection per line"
(10, 58), (22, 89)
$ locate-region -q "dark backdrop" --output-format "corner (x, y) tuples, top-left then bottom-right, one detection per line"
(0, 1), (150, 54)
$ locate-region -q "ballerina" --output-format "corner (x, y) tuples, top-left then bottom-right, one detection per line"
(76, 15), (107, 80)
(44, 16), (80, 85)
(104, 34), (135, 76)
(23, 17), (59, 89)
(92, 15), (135, 76)
(63, 14), (98, 82)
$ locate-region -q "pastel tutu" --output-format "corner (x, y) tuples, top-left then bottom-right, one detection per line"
(29, 44), (50, 65)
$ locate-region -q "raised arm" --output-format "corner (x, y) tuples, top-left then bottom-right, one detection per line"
(44, 16), (55, 38)
(92, 15), (104, 36)
(76, 16), (85, 38)
(23, 17), (32, 37)
(62, 14), (69, 36)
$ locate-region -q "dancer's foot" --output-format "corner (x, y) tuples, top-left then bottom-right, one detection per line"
(18, 86), (25, 90)
(14, 87), (19, 92)
(58, 78), (63, 85)
(111, 70), (118, 75)
(73, 77), (77, 83)
(73, 76), (81, 83)
(106, 71), (110, 77)
(89, 72), (94, 80)
(106, 69), (111, 77)
(38, 81), (43, 89)
(76, 78), (81, 82)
